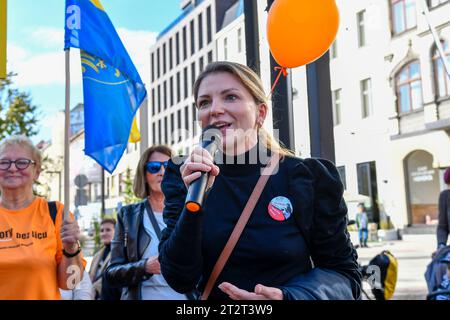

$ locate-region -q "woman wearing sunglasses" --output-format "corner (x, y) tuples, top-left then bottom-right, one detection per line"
(105, 145), (192, 300)
(0, 135), (86, 299)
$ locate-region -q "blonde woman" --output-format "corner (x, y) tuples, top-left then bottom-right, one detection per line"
(159, 61), (361, 300)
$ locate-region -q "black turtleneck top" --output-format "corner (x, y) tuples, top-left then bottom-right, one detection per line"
(159, 145), (361, 300)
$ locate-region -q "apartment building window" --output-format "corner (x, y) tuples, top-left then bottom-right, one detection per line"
(152, 122), (156, 145)
(151, 52), (155, 82)
(163, 43), (167, 74)
(184, 105), (189, 137)
(169, 76), (174, 107)
(176, 72), (181, 103)
(176, 32), (180, 65)
(106, 177), (110, 198)
(163, 81), (167, 110)
(184, 67), (188, 99)
(192, 103), (197, 137)
(157, 84), (161, 113)
(164, 117), (168, 144)
(190, 20), (195, 56)
(169, 38), (173, 70)
(224, 37), (228, 60)
(238, 28), (242, 53)
(357, 10), (366, 47)
(208, 50), (213, 63)
(183, 26), (187, 61)
(330, 40), (337, 59)
(198, 13), (203, 50)
(157, 47), (161, 78)
(396, 61), (423, 113)
(428, 0), (449, 8)
(360, 78), (373, 118)
(191, 61), (196, 87)
(199, 57), (204, 72)
(170, 112), (175, 144)
(206, 6), (212, 44)
(391, 0), (416, 35)
(158, 119), (162, 144)
(433, 40), (450, 98)
(151, 88), (155, 116)
(337, 166), (347, 189)
(177, 109), (182, 142)
(332, 89), (342, 126)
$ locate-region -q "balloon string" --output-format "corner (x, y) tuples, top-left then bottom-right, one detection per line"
(268, 66), (288, 99)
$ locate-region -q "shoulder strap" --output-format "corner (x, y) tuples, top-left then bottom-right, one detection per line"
(47, 201), (58, 225)
(144, 200), (162, 240)
(201, 154), (280, 300)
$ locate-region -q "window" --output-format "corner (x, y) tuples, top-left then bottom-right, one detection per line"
(152, 122), (156, 145)
(330, 40), (337, 59)
(432, 40), (450, 98)
(175, 32), (180, 65)
(163, 43), (167, 74)
(176, 72), (181, 103)
(396, 61), (423, 113)
(106, 177), (110, 198)
(184, 67), (188, 99)
(151, 52), (155, 82)
(157, 84), (161, 113)
(332, 89), (342, 126)
(208, 50), (213, 63)
(198, 13), (203, 50)
(118, 173), (124, 195)
(151, 88), (155, 116)
(357, 10), (366, 47)
(428, 0), (449, 8)
(177, 109), (182, 142)
(190, 20), (195, 56)
(360, 78), (373, 118)
(169, 38), (173, 70)
(206, 6), (212, 44)
(224, 37), (228, 60)
(158, 119), (162, 144)
(238, 28), (242, 53)
(391, 0), (416, 35)
(199, 57), (204, 72)
(170, 113), (175, 144)
(169, 76), (174, 107)
(337, 166), (347, 189)
(157, 47), (161, 78)
(191, 62), (196, 88)
(164, 117), (168, 144)
(192, 103), (197, 137)
(184, 105), (189, 138)
(183, 26), (187, 61)
(163, 81), (167, 110)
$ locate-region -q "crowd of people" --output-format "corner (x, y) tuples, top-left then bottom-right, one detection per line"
(1, 61), (449, 300)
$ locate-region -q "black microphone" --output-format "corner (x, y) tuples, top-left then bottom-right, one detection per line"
(185, 124), (222, 213)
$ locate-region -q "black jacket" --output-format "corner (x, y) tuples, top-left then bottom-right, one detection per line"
(438, 189), (450, 248)
(104, 200), (152, 300)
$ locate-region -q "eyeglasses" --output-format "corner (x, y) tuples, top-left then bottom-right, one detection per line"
(145, 161), (168, 174)
(0, 158), (36, 171)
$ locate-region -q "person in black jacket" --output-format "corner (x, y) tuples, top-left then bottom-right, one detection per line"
(105, 145), (190, 300)
(158, 61), (361, 300)
(437, 167), (450, 250)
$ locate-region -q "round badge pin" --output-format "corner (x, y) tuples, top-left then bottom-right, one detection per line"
(268, 196), (293, 221)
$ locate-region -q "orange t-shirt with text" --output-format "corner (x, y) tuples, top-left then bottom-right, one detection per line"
(0, 197), (86, 300)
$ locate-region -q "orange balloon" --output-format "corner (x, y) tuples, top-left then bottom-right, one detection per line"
(267, 0), (340, 68)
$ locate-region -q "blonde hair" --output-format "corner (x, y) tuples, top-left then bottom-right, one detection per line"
(193, 61), (294, 157)
(0, 135), (42, 172)
(133, 145), (172, 199)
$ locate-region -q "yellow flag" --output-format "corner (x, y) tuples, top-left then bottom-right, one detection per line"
(129, 116), (141, 143)
(0, 0), (6, 79)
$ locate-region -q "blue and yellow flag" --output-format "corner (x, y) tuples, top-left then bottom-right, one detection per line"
(64, 0), (146, 173)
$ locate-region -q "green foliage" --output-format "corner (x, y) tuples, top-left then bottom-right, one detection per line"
(0, 73), (39, 140)
(93, 219), (101, 254)
(123, 167), (139, 205)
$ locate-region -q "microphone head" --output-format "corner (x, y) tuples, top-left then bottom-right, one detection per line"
(200, 124), (222, 145)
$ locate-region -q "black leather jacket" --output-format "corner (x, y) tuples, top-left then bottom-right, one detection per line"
(105, 200), (152, 300)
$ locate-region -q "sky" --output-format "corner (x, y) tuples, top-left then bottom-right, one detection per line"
(6, 0), (182, 143)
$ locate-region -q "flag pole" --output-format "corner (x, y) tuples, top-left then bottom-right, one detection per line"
(64, 49), (71, 220)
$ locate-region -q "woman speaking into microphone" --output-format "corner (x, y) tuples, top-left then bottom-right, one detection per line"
(159, 61), (361, 300)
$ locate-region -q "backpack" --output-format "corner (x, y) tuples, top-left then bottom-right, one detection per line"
(367, 250), (398, 300)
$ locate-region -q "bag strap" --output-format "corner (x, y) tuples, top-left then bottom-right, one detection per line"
(201, 153), (280, 300)
(47, 201), (58, 225)
(144, 200), (162, 240)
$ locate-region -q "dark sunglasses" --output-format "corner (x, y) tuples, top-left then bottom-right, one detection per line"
(145, 161), (168, 174)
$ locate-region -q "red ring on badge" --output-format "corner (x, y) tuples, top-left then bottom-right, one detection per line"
(268, 203), (286, 221)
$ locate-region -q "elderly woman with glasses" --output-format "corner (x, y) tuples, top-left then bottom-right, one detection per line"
(0, 135), (85, 300)
(105, 145), (193, 300)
